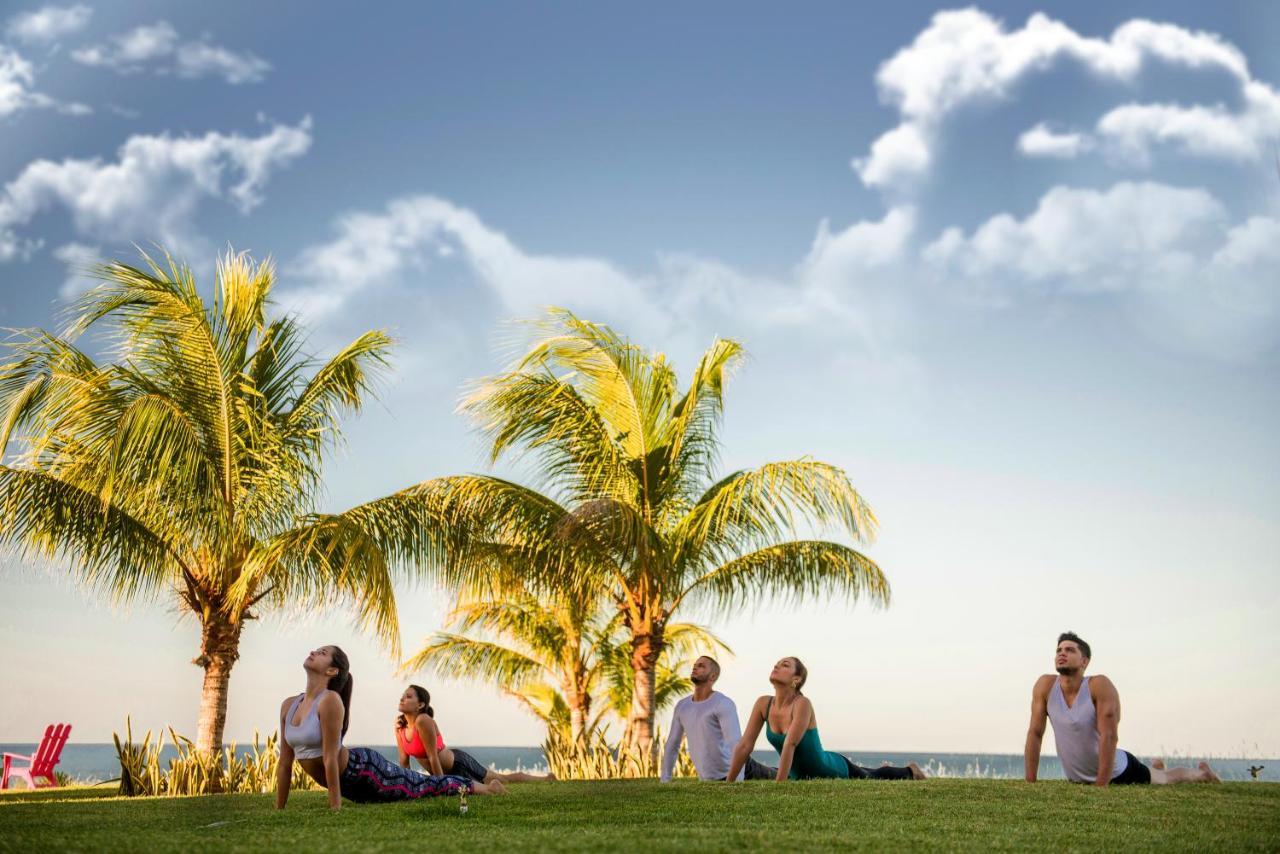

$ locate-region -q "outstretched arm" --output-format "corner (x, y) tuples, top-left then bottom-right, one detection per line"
(726, 697), (767, 782)
(396, 723), (410, 768)
(718, 699), (744, 781)
(275, 697), (296, 809)
(318, 694), (345, 810)
(417, 717), (445, 776)
(1091, 676), (1121, 787)
(1024, 676), (1051, 782)
(660, 707), (686, 782)
(774, 696), (812, 782)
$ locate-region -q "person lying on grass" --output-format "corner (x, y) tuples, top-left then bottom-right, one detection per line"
(660, 656), (777, 782)
(395, 684), (554, 784)
(726, 656), (926, 782)
(275, 645), (505, 810)
(1024, 631), (1221, 787)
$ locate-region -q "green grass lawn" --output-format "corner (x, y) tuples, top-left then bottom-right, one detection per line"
(1, 779), (1277, 852)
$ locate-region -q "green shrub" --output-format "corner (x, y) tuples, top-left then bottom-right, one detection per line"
(112, 717), (318, 796)
(542, 728), (696, 780)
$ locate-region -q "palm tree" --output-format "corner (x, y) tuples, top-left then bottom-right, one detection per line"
(402, 578), (726, 744)
(424, 308), (890, 757)
(0, 250), (447, 753)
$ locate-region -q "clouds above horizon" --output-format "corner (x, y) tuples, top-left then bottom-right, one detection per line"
(72, 20), (270, 84)
(0, 117), (312, 263)
(855, 8), (1280, 188)
(0, 44), (90, 118)
(6, 4), (91, 45)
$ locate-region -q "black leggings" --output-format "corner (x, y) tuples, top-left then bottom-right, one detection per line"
(340, 747), (471, 802)
(843, 755), (916, 780)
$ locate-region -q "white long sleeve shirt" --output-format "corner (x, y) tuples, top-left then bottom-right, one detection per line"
(660, 691), (743, 782)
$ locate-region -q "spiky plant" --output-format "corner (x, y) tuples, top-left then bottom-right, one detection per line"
(423, 308), (890, 756)
(0, 250), (446, 753)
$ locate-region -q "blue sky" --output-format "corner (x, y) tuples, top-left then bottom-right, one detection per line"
(1, 2), (1277, 756)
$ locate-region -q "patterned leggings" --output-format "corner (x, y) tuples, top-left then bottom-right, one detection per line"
(340, 747), (471, 802)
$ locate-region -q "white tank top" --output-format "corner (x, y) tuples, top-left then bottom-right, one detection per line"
(1047, 676), (1129, 783)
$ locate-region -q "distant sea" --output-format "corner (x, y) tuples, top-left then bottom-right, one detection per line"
(3, 744), (1273, 785)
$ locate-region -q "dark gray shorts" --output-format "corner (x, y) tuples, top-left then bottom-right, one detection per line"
(1110, 751), (1151, 785)
(742, 757), (778, 780)
(448, 748), (491, 782)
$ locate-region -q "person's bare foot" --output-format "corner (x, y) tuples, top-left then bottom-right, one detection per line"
(908, 762), (927, 781)
(1198, 762), (1221, 783)
(545, 772), (557, 781)
(483, 779), (508, 795)
(1152, 758), (1166, 770)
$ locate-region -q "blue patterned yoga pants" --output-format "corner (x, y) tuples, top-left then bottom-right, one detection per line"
(340, 747), (471, 802)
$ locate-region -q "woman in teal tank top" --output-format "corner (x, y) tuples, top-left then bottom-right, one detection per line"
(726, 656), (926, 782)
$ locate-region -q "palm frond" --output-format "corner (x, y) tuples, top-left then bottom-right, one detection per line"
(672, 460), (878, 573)
(401, 633), (545, 688)
(679, 540), (889, 613)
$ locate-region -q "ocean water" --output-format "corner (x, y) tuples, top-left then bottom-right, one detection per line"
(3, 744), (1274, 785)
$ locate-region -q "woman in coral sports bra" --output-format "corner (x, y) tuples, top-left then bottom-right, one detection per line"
(395, 685), (554, 784)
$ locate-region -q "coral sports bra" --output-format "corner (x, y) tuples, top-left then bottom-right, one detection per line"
(396, 721), (446, 758)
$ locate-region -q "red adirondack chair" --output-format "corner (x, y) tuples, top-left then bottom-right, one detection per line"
(2, 724), (72, 789)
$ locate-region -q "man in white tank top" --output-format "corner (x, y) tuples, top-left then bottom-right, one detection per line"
(1024, 632), (1221, 786)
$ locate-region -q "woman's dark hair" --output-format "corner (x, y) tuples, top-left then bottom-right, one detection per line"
(326, 645), (353, 736)
(786, 656), (808, 694)
(396, 685), (433, 730)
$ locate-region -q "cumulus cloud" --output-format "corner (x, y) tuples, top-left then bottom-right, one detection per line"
(0, 44), (90, 118)
(52, 241), (101, 298)
(856, 8), (1280, 188)
(286, 195), (665, 331)
(1017, 123), (1093, 159)
(923, 181), (1278, 359)
(0, 117), (312, 262)
(923, 182), (1225, 290)
(1096, 85), (1280, 164)
(6, 4), (91, 44)
(72, 21), (270, 84)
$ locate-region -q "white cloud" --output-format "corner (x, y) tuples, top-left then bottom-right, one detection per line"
(857, 8), (1278, 188)
(72, 21), (270, 84)
(852, 122), (931, 190)
(0, 44), (90, 118)
(1017, 123), (1093, 159)
(1096, 85), (1280, 164)
(287, 195), (664, 332)
(923, 181), (1225, 290)
(6, 4), (91, 44)
(923, 181), (1278, 359)
(52, 241), (101, 298)
(0, 117), (312, 262)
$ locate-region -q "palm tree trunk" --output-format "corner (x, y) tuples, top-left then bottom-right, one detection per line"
(628, 629), (663, 760)
(193, 611), (243, 755)
(569, 691), (589, 744)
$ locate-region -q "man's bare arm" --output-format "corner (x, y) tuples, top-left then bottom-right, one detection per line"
(1023, 676), (1052, 782)
(1091, 676), (1121, 787)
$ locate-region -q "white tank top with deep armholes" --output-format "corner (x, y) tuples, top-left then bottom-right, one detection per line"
(1047, 676), (1129, 783)
(283, 693), (339, 760)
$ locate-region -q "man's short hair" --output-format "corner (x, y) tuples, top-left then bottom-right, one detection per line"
(1057, 631), (1091, 660)
(699, 656), (721, 680)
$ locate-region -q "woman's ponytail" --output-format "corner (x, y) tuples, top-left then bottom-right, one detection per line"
(328, 646), (353, 736)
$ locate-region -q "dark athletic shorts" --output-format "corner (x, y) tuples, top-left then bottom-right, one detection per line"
(448, 748), (491, 783)
(1109, 751), (1151, 785)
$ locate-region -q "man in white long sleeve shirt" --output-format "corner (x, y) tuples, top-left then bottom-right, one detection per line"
(660, 656), (776, 782)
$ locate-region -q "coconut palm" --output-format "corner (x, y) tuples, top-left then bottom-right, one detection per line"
(424, 308), (890, 757)
(0, 250), (447, 753)
(402, 579), (727, 744)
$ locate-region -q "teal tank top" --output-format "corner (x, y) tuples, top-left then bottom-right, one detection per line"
(763, 698), (850, 779)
